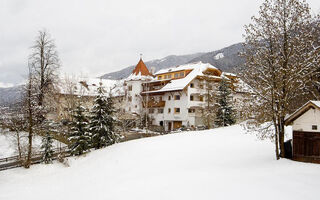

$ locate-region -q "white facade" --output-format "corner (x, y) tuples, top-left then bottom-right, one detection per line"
(292, 108), (320, 132)
(125, 80), (144, 114)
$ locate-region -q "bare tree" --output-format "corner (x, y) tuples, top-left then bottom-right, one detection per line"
(24, 70), (35, 168)
(242, 0), (319, 159)
(29, 29), (60, 121)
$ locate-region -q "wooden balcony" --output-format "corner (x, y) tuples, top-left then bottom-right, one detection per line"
(144, 100), (166, 108)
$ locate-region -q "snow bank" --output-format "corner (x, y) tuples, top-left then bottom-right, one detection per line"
(0, 125), (319, 200)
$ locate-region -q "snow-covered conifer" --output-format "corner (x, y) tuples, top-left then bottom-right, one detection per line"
(41, 132), (54, 164)
(89, 83), (116, 149)
(215, 78), (235, 127)
(68, 104), (90, 156)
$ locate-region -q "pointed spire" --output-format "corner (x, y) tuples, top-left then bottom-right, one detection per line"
(131, 56), (152, 76)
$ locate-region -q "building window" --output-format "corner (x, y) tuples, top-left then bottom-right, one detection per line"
(199, 96), (203, 102)
(128, 96), (132, 102)
(312, 125), (318, 130)
(168, 74), (172, 79)
(128, 85), (132, 91)
(174, 108), (180, 114)
(188, 108), (195, 113)
(158, 76), (162, 80)
(168, 96), (171, 100)
(190, 95), (194, 101)
(158, 108), (164, 113)
(190, 83), (194, 88)
(164, 75), (168, 79)
(174, 73), (179, 78)
(174, 95), (180, 100)
(199, 84), (204, 89)
(168, 108), (171, 113)
(180, 72), (184, 77)
(149, 108), (154, 114)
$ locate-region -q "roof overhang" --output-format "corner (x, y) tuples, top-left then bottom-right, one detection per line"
(284, 101), (320, 126)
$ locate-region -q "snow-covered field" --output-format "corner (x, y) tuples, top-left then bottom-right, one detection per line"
(0, 125), (319, 200)
(0, 129), (65, 157)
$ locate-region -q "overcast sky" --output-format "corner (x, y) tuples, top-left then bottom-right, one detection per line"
(0, 0), (319, 87)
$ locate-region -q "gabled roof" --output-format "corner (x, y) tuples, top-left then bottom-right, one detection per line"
(284, 100), (320, 125)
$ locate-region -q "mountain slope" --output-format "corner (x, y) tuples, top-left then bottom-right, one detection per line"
(189, 43), (245, 72)
(0, 85), (23, 107)
(1, 125), (319, 200)
(100, 42), (244, 80)
(100, 52), (205, 80)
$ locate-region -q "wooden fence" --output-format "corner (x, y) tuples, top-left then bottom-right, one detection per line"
(0, 147), (70, 171)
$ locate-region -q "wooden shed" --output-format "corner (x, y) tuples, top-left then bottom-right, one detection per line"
(285, 101), (320, 163)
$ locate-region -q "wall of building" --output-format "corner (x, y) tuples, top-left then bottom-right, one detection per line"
(126, 80), (144, 114)
(292, 108), (320, 132)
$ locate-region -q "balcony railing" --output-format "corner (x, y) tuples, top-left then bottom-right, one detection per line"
(144, 100), (166, 108)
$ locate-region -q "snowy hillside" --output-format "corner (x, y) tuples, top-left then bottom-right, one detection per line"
(1, 125), (319, 200)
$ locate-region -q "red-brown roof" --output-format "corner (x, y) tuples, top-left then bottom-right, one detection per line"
(132, 59), (152, 76)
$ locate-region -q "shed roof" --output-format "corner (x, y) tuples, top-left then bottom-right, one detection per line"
(284, 100), (320, 126)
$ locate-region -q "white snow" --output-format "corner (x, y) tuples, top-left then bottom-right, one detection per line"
(214, 52), (224, 60)
(0, 82), (14, 88)
(59, 76), (124, 97)
(126, 71), (153, 81)
(1, 125), (319, 200)
(0, 129), (66, 158)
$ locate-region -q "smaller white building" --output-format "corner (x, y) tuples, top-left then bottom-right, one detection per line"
(285, 100), (320, 163)
(285, 101), (320, 132)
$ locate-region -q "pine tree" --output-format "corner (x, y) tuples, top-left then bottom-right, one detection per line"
(41, 132), (54, 164)
(89, 83), (116, 149)
(215, 78), (235, 127)
(105, 95), (119, 145)
(68, 105), (90, 156)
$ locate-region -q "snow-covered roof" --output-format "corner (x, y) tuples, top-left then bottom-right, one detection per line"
(126, 72), (153, 81)
(141, 62), (251, 95)
(285, 100), (320, 125)
(155, 61), (218, 75)
(144, 62), (220, 93)
(58, 77), (124, 97)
